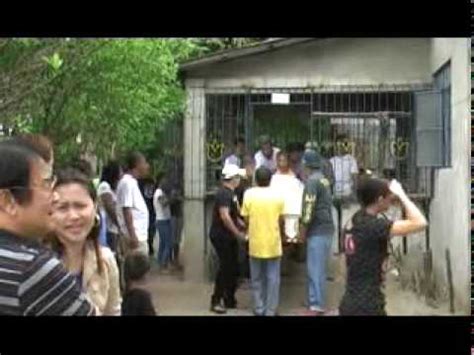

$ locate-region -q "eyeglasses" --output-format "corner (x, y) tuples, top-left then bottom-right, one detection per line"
(41, 174), (57, 189)
(1, 174), (57, 192)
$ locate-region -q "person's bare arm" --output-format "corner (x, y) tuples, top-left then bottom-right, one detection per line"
(389, 180), (428, 236)
(219, 207), (246, 240)
(100, 193), (120, 229)
(279, 215), (286, 242)
(299, 183), (317, 243)
(123, 207), (139, 248)
(237, 218), (246, 229)
(299, 225), (307, 243)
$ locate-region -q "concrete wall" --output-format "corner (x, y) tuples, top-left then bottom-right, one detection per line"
(182, 39), (471, 306)
(186, 38), (432, 88)
(426, 38), (471, 313)
(182, 199), (206, 281)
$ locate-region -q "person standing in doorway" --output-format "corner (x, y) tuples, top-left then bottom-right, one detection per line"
(270, 151), (304, 274)
(300, 149), (335, 315)
(241, 166), (285, 316)
(153, 173), (173, 274)
(224, 137), (246, 168)
(329, 134), (359, 253)
(116, 152), (151, 256)
(209, 164), (247, 314)
(254, 135), (280, 173)
(339, 179), (427, 315)
(329, 134), (358, 199)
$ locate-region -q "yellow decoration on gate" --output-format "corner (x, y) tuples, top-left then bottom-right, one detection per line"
(206, 138), (225, 163)
(390, 138), (410, 160)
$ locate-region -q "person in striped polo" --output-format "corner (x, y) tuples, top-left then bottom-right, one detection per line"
(0, 141), (95, 316)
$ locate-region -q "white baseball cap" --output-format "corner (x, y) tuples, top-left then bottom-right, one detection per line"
(222, 164), (247, 180)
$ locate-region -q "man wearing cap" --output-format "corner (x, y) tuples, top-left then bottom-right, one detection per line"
(300, 149), (335, 315)
(209, 164), (247, 314)
(254, 135), (280, 173)
(305, 141), (335, 188)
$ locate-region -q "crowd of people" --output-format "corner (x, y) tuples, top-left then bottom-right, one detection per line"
(209, 134), (428, 316)
(0, 132), (428, 316)
(0, 134), (184, 315)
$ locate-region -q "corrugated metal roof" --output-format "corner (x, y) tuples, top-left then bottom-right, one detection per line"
(179, 38), (317, 72)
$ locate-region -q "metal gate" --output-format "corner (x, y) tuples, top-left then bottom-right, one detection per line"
(204, 85), (433, 195)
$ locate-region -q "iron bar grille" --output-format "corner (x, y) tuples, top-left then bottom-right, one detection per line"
(201, 86), (433, 196)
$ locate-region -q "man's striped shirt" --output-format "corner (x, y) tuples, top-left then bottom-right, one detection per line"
(0, 229), (95, 316)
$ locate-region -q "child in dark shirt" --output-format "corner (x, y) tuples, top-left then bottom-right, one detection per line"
(122, 251), (157, 316)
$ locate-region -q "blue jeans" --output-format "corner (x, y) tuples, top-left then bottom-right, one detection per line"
(98, 210), (108, 248)
(156, 220), (172, 267)
(307, 235), (332, 310)
(249, 257), (281, 316)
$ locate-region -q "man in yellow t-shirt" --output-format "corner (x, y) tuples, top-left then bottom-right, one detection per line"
(241, 166), (285, 316)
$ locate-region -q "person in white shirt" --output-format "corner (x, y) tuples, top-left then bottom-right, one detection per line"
(329, 135), (359, 200)
(224, 137), (246, 168)
(254, 135), (280, 173)
(329, 134), (359, 253)
(153, 173), (173, 273)
(116, 152), (151, 256)
(270, 151), (304, 244)
(97, 161), (123, 254)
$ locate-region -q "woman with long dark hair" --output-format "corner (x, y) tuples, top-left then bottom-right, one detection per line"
(98, 161), (123, 253)
(339, 178), (427, 316)
(51, 168), (122, 315)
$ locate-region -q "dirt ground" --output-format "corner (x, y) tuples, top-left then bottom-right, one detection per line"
(144, 255), (460, 316)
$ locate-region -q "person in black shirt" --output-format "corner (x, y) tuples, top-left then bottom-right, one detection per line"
(209, 164), (247, 314)
(234, 154), (255, 281)
(138, 177), (156, 256)
(339, 178), (428, 316)
(122, 251), (156, 316)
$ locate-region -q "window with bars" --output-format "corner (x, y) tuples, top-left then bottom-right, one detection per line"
(434, 62), (452, 167)
(415, 62), (451, 171)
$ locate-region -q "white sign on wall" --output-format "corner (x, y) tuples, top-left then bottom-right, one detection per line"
(271, 93), (290, 104)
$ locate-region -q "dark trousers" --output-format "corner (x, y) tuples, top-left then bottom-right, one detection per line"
(339, 291), (387, 316)
(147, 222), (156, 256)
(170, 216), (183, 263)
(210, 236), (239, 306)
(238, 240), (250, 279)
(106, 231), (119, 253)
(333, 196), (354, 253)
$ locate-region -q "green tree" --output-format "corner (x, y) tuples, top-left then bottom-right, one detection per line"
(0, 38), (265, 166)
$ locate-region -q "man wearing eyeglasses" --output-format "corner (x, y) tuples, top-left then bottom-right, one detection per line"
(0, 141), (95, 316)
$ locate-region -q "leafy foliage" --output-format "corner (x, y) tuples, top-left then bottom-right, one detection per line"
(0, 38), (265, 167)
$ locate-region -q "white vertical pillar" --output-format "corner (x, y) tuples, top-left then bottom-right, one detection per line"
(182, 82), (207, 282)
